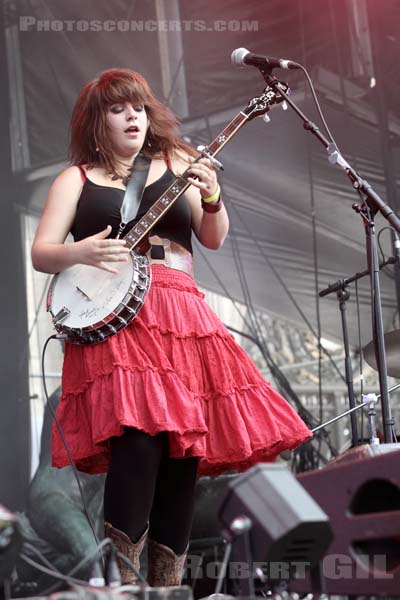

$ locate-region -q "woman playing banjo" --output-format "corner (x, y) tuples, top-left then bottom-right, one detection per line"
(32, 68), (312, 586)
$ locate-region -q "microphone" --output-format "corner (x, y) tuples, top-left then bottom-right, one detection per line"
(231, 47), (300, 71)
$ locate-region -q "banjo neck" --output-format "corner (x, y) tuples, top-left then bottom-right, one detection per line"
(121, 80), (289, 251)
(122, 111), (252, 251)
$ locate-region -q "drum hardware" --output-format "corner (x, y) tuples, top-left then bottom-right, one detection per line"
(319, 256), (397, 446)
(363, 328), (400, 379)
(311, 382), (400, 443)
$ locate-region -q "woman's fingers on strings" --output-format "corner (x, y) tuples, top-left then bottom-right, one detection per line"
(188, 164), (217, 193)
(188, 163), (213, 176)
(187, 176), (207, 189)
(198, 157), (214, 169)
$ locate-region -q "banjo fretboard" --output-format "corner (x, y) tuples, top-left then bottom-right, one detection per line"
(123, 111), (251, 250)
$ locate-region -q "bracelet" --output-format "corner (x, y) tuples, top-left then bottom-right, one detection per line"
(201, 184), (221, 204)
(202, 196), (223, 213)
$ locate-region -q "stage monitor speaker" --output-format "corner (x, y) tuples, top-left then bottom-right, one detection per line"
(293, 445), (400, 595)
(218, 463), (332, 589)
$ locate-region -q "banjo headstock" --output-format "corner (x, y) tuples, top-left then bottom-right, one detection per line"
(244, 82), (290, 120)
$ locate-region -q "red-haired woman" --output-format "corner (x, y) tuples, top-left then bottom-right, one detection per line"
(32, 69), (312, 587)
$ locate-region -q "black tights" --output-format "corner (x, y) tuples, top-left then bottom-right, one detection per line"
(104, 428), (198, 555)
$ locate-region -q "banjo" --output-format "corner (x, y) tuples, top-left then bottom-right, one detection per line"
(47, 84), (287, 344)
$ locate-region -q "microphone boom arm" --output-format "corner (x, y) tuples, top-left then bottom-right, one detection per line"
(255, 69), (398, 443)
(259, 72), (400, 232)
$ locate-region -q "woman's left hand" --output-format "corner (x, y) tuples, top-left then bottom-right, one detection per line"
(187, 156), (218, 199)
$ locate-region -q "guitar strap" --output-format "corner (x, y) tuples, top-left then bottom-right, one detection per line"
(117, 152), (152, 239)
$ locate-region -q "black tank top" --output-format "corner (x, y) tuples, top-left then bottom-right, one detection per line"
(70, 168), (193, 254)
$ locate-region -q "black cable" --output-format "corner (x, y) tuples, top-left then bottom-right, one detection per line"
(369, 227), (398, 441)
(29, 538), (112, 596)
(229, 221), (265, 364)
(197, 114), (268, 356)
(226, 323), (322, 431)
(231, 204), (347, 386)
(296, 13), (398, 446)
(196, 116), (339, 467)
(198, 87), (346, 385)
(355, 279), (365, 442)
(297, 0), (337, 146)
(368, 212), (397, 444)
(223, 216), (339, 467)
(303, 19), (366, 444)
(304, 107), (324, 423)
(229, 229), (301, 408)
(23, 541), (63, 575)
(229, 215), (285, 403)
(298, 64), (337, 146)
(298, 0), (347, 426)
(206, 244), (340, 468)
(19, 553), (90, 587)
(41, 335), (101, 553)
(300, 0), (346, 433)
(31, 353), (149, 593)
(198, 244), (325, 428)
(377, 226), (395, 280)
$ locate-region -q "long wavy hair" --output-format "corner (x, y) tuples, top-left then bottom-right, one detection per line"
(69, 68), (195, 176)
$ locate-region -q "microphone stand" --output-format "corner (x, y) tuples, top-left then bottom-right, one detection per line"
(257, 66), (398, 443)
(331, 285), (358, 446)
(319, 257), (397, 447)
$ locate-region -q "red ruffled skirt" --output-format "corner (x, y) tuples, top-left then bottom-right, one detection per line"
(53, 265), (312, 475)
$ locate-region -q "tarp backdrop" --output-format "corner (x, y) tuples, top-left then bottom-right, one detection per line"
(2, 0), (400, 508)
(12, 0), (400, 347)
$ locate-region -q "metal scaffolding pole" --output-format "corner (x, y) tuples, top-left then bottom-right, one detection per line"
(0, 0), (31, 510)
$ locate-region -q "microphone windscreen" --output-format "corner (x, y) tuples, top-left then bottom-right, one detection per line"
(231, 47), (250, 66)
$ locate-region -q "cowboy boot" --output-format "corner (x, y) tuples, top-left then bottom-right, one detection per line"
(104, 522), (148, 585)
(147, 538), (188, 587)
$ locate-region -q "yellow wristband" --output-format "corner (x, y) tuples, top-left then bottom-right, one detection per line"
(202, 184), (221, 204)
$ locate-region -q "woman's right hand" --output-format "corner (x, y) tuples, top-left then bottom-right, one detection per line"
(32, 167), (132, 275)
(74, 225), (131, 273)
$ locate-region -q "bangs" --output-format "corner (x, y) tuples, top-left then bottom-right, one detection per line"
(69, 66), (193, 170)
(95, 70), (151, 108)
